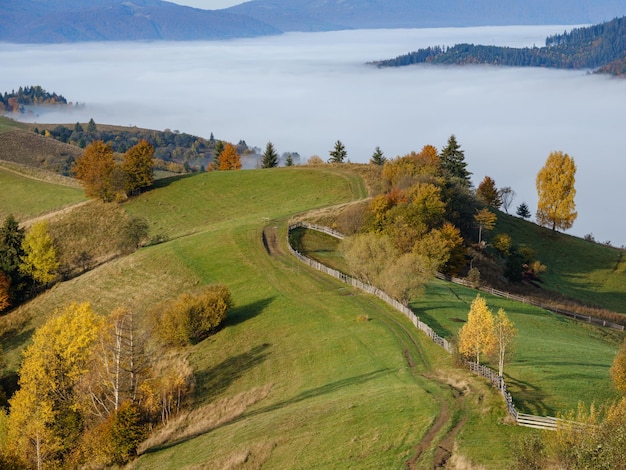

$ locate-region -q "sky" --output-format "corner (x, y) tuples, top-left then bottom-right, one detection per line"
(168, 0), (245, 9)
(2, 26), (624, 247)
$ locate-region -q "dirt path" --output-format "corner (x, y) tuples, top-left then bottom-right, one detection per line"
(262, 225), (283, 257)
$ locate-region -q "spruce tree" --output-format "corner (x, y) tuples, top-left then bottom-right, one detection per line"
(262, 141), (279, 168)
(285, 154), (294, 166)
(213, 140), (224, 170)
(440, 134), (471, 186)
(516, 202), (531, 219)
(328, 140), (347, 163)
(370, 146), (387, 166)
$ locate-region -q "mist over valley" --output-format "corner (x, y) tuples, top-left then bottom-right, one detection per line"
(1, 26), (624, 246)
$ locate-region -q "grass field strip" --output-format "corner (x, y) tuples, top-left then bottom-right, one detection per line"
(287, 221), (572, 430)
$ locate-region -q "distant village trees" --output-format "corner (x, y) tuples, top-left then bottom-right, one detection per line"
(536, 151), (577, 231)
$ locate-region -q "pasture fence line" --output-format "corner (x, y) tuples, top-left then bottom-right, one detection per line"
(434, 272), (625, 331)
(285, 221), (578, 430)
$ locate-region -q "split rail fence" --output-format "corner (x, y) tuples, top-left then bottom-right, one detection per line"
(286, 221), (586, 430)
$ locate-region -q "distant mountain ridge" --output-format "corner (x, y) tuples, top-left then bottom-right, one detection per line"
(1, 0), (625, 43)
(0, 0), (280, 43)
(227, 0), (626, 31)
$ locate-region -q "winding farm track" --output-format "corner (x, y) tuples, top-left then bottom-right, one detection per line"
(265, 223), (469, 469)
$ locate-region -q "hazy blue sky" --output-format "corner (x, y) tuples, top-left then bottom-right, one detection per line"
(169, 0), (245, 9)
(2, 26), (624, 246)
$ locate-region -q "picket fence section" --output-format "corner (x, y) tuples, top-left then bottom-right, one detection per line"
(286, 221), (572, 430)
(435, 273), (625, 331)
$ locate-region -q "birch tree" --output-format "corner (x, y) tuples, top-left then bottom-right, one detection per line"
(493, 308), (516, 377)
(458, 295), (496, 366)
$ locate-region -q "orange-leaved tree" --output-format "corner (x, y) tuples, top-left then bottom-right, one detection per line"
(122, 139), (154, 195)
(74, 140), (121, 202)
(218, 143), (242, 170)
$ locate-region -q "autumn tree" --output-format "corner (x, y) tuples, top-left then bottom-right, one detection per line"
(328, 140), (347, 163)
(342, 233), (399, 286)
(498, 186), (516, 214)
(611, 339), (626, 395)
(380, 252), (430, 305)
(370, 146), (387, 166)
(458, 295), (496, 366)
(8, 302), (103, 468)
(474, 208), (497, 245)
(516, 202), (531, 219)
(218, 143), (242, 170)
(79, 308), (148, 420)
(476, 176), (502, 208)
(492, 308), (516, 377)
(261, 141), (279, 168)
(74, 140), (120, 202)
(306, 155), (325, 165)
(440, 134), (471, 186)
(536, 151), (577, 231)
(19, 221), (59, 287)
(122, 139), (154, 194)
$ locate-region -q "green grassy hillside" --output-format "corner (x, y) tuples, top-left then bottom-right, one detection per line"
(0, 163), (85, 221)
(5, 167), (510, 468)
(2, 152), (624, 468)
(493, 212), (626, 315)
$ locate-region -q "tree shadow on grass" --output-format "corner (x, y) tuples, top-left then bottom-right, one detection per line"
(194, 342), (272, 405)
(239, 368), (392, 421)
(224, 297), (275, 329)
(504, 374), (553, 416)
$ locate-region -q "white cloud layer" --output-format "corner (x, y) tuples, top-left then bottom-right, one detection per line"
(1, 26), (624, 246)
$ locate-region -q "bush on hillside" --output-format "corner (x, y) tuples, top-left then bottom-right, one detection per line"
(151, 285), (233, 347)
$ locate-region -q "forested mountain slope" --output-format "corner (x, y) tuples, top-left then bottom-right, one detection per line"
(373, 16), (626, 76)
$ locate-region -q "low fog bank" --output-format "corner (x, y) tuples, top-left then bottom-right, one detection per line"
(1, 26), (624, 246)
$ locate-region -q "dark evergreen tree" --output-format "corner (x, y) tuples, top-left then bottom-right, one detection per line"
(74, 122), (83, 133)
(0, 214), (28, 302)
(262, 141), (279, 168)
(440, 134), (471, 186)
(370, 146), (387, 166)
(87, 118), (97, 133)
(516, 202), (531, 219)
(328, 140), (347, 163)
(213, 140), (224, 170)
(285, 153), (294, 166)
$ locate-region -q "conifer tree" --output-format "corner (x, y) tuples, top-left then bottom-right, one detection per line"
(328, 140), (347, 163)
(370, 146), (387, 166)
(285, 154), (294, 166)
(218, 143), (242, 171)
(516, 202), (531, 219)
(476, 176), (502, 208)
(261, 141), (279, 168)
(213, 140), (224, 170)
(440, 134), (471, 186)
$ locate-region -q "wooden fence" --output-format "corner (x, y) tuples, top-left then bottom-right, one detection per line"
(435, 272), (625, 331)
(285, 221), (581, 430)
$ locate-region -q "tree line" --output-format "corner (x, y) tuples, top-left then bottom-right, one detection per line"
(372, 16), (626, 75)
(0, 86), (69, 113)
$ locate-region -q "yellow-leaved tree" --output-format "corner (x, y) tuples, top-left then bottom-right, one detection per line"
(536, 151), (577, 231)
(611, 339), (626, 395)
(493, 308), (516, 377)
(8, 302), (103, 469)
(20, 220), (59, 287)
(458, 295), (496, 366)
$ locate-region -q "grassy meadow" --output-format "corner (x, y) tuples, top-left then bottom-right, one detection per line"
(2, 156), (624, 468)
(493, 211), (626, 314)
